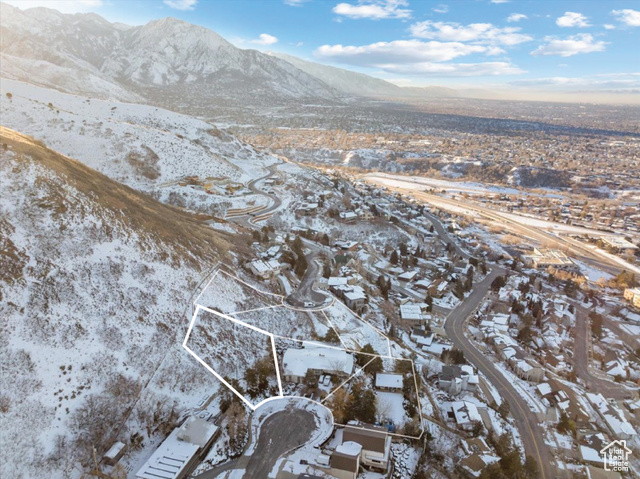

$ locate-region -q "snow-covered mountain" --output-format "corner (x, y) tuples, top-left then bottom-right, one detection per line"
(0, 2), (341, 106)
(0, 126), (229, 478)
(269, 51), (459, 100)
(268, 51), (406, 99)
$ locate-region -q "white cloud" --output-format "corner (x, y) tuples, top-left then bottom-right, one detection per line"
(531, 34), (606, 57)
(251, 33), (279, 45)
(490, 0), (510, 4)
(507, 13), (527, 23)
(433, 4), (449, 14)
(603, 24), (616, 30)
(556, 12), (591, 28)
(409, 20), (532, 45)
(333, 0), (411, 20)
(611, 9), (640, 27)
(315, 40), (487, 64)
(164, 0), (197, 10)
(379, 61), (524, 76)
(284, 0), (310, 5)
(313, 39), (523, 77)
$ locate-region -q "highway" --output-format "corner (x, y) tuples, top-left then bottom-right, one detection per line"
(365, 177), (637, 277)
(443, 267), (556, 479)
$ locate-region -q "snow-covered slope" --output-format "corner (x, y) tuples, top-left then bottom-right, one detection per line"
(0, 3), (341, 105)
(0, 78), (275, 189)
(268, 51), (405, 99)
(0, 127), (230, 478)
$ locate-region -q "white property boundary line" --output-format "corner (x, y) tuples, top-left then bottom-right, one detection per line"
(185, 269), (425, 439)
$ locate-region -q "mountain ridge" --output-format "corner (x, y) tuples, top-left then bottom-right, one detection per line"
(0, 2), (341, 105)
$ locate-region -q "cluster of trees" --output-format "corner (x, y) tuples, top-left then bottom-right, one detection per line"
(328, 377), (378, 424)
(388, 241), (426, 269)
(251, 225), (274, 244)
(244, 355), (276, 399)
(479, 432), (539, 479)
(453, 265), (474, 300)
(491, 275), (508, 292)
(441, 347), (465, 365)
(589, 311), (604, 339)
(377, 274), (392, 300)
(290, 236), (308, 277)
(609, 270), (637, 289)
(70, 373), (142, 466)
(556, 412), (577, 437)
(357, 343), (384, 375)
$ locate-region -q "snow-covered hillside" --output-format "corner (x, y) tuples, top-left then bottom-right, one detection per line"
(0, 128), (229, 478)
(0, 78), (276, 189)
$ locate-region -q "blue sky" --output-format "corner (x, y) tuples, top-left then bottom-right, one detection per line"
(6, 0), (640, 91)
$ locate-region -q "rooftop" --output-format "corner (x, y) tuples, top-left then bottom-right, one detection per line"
(282, 345), (354, 378)
(136, 417), (218, 479)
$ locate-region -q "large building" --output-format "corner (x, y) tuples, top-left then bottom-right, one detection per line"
(602, 236), (638, 253)
(282, 345), (354, 383)
(624, 288), (640, 308)
(524, 248), (575, 270)
(136, 417), (219, 479)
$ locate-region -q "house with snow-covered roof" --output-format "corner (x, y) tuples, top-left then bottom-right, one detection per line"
(587, 393), (636, 440)
(399, 303), (425, 321)
(135, 417), (219, 479)
(375, 373), (403, 392)
(342, 425), (391, 472)
(438, 365), (478, 395)
(447, 401), (481, 431)
(330, 442), (360, 479)
(248, 259), (282, 279)
(282, 346), (354, 384)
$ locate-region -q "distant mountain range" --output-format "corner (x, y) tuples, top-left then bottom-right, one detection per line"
(0, 2), (458, 110)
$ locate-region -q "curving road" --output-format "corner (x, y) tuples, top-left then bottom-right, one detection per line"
(417, 210), (555, 478)
(573, 305), (637, 400)
(286, 249), (327, 308)
(195, 409), (316, 479)
(444, 267), (556, 479)
(247, 164), (283, 221)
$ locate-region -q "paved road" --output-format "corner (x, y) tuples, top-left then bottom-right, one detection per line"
(195, 409), (316, 479)
(286, 249), (327, 308)
(243, 409), (316, 478)
(573, 305), (637, 400)
(247, 164), (283, 220)
(444, 267), (556, 479)
(423, 211), (470, 260)
(227, 163), (282, 229)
